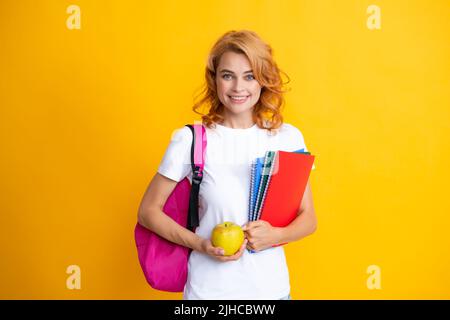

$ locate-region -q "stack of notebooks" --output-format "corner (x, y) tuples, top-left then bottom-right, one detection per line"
(248, 149), (315, 253)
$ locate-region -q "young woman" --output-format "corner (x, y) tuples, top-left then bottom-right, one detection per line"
(138, 30), (317, 300)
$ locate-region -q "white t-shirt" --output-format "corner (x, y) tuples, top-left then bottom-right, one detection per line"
(157, 122), (314, 300)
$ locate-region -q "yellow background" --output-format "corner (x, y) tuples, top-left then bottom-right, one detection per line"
(0, 0), (449, 299)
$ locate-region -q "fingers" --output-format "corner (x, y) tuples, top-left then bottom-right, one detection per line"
(207, 245), (224, 257)
(214, 247), (225, 256)
(243, 220), (266, 231)
(215, 239), (248, 262)
(246, 239), (264, 252)
(203, 238), (249, 260)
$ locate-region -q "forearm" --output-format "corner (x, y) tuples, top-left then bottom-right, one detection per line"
(138, 208), (204, 252)
(275, 209), (317, 244)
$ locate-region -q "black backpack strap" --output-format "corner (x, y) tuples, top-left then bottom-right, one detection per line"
(185, 124), (205, 231)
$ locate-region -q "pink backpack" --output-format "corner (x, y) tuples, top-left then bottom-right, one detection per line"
(134, 124), (207, 292)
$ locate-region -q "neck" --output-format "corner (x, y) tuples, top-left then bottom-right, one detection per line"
(220, 119), (256, 129)
(220, 110), (255, 129)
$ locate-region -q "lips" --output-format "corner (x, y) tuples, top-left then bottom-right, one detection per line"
(228, 95), (250, 104)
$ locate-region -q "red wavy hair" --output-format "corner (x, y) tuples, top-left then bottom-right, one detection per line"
(192, 30), (290, 134)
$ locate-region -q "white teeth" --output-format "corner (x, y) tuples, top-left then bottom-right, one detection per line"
(230, 96), (249, 100)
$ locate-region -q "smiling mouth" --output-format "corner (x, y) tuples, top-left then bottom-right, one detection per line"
(228, 95), (250, 103)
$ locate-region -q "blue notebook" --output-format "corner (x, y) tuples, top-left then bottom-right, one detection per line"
(249, 156), (264, 221)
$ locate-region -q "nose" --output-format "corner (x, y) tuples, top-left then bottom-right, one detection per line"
(231, 78), (246, 93)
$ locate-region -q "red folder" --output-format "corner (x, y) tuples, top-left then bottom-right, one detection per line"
(259, 151), (315, 246)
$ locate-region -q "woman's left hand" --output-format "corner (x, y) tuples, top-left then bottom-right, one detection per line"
(242, 220), (280, 252)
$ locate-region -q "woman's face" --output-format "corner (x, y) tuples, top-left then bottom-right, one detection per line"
(215, 51), (262, 118)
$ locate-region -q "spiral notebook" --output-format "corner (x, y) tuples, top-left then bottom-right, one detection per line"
(249, 156), (264, 221)
(254, 151), (276, 221)
(248, 148), (315, 253)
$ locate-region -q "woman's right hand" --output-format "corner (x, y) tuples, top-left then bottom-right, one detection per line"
(199, 238), (248, 262)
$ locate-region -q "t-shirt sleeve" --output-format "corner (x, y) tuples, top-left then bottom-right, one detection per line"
(289, 125), (316, 171)
(157, 126), (193, 182)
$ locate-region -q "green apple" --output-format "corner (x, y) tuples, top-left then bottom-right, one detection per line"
(211, 221), (245, 256)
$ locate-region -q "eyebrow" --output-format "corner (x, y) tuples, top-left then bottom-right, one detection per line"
(219, 69), (253, 74)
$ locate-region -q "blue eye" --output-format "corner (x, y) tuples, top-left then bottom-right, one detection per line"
(221, 74), (255, 80)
